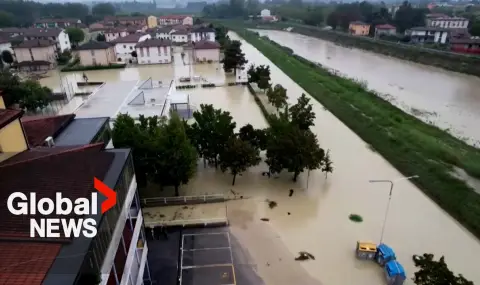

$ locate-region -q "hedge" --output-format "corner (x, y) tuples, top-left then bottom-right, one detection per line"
(61, 63), (126, 72)
(226, 25), (480, 240)
(246, 83), (273, 124)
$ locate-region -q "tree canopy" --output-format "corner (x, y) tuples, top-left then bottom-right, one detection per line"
(92, 3), (116, 17)
(219, 136), (261, 185)
(289, 93), (315, 130)
(66, 27), (85, 46)
(266, 84), (288, 111)
(222, 40), (248, 74)
(1, 50), (14, 65)
(412, 254), (473, 285)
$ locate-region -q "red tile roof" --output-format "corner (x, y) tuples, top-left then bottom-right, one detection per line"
(0, 109), (23, 129)
(0, 242), (61, 285)
(376, 24), (396, 30)
(21, 114), (75, 147)
(0, 143), (113, 241)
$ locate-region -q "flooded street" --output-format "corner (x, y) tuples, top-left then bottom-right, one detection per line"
(254, 29), (480, 145)
(38, 34), (480, 284)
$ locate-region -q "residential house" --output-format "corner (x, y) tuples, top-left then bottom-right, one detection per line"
(450, 37), (480, 54)
(147, 15), (158, 28)
(23, 28), (71, 52)
(0, 100), (152, 285)
(406, 27), (449, 44)
(192, 40), (221, 62)
(260, 9), (271, 17)
(154, 26), (173, 40)
(191, 26), (215, 42)
(103, 27), (129, 42)
(375, 24), (396, 36)
(349, 21), (371, 36)
(12, 39), (56, 71)
(158, 15), (193, 26)
(171, 30), (189, 43)
(76, 41), (116, 66)
(426, 15), (469, 29)
(34, 18), (83, 29)
(136, 39), (172, 64)
(104, 16), (147, 27)
(127, 25), (147, 34)
(112, 33), (151, 63)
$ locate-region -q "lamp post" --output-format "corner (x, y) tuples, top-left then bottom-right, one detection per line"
(369, 175), (419, 244)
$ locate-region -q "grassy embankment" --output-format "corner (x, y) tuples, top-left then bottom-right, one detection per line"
(225, 24), (480, 240)
(239, 20), (480, 77)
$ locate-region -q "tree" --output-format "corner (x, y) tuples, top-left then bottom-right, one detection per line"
(289, 93), (315, 130)
(16, 80), (52, 111)
(155, 114), (197, 196)
(247, 64), (259, 83)
(238, 124), (267, 151)
(92, 3), (116, 17)
(66, 27), (85, 46)
(257, 76), (271, 92)
(96, 33), (106, 42)
(221, 40), (247, 74)
(191, 104), (236, 168)
(266, 84), (288, 111)
(321, 150), (333, 178)
(0, 11), (14, 28)
(1, 50), (14, 65)
(219, 136), (261, 185)
(304, 6), (324, 26)
(470, 21), (480, 36)
(412, 254), (473, 285)
(265, 115), (326, 181)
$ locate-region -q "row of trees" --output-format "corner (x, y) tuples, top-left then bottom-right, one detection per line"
(219, 30), (249, 74)
(0, 71), (52, 111)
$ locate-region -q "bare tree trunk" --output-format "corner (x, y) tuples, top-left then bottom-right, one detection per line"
(232, 174), (237, 186)
(293, 171), (299, 182)
(203, 157), (207, 168)
(175, 184), (179, 196)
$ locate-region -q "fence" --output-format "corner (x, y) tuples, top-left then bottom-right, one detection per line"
(144, 217), (228, 228)
(141, 194), (225, 208)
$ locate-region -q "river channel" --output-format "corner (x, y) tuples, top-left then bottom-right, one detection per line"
(254, 29), (480, 146)
(37, 33), (480, 284)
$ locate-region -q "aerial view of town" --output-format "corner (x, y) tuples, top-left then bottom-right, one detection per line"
(0, 0), (479, 284)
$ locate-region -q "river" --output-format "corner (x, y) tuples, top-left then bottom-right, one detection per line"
(254, 29), (480, 146)
(37, 33), (480, 284)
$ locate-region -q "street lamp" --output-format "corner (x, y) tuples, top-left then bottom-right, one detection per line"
(369, 175), (419, 244)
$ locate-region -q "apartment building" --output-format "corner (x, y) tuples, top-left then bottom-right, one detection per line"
(104, 16), (147, 27)
(104, 28), (129, 42)
(0, 97), (152, 285)
(76, 41), (117, 66)
(136, 39), (172, 64)
(171, 30), (188, 43)
(34, 18), (83, 29)
(426, 15), (469, 29)
(158, 15), (193, 26)
(112, 33), (151, 63)
(22, 28), (71, 52)
(406, 27), (449, 44)
(12, 39), (56, 71)
(192, 40), (220, 62)
(190, 26), (215, 42)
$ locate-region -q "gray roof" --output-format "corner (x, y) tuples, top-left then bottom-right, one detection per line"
(13, 39), (55, 48)
(23, 28), (63, 37)
(111, 33), (147, 43)
(409, 26), (449, 32)
(192, 27), (214, 33)
(54, 117), (109, 146)
(76, 40), (113, 50)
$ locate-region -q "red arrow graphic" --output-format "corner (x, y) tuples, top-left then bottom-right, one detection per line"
(94, 177), (117, 214)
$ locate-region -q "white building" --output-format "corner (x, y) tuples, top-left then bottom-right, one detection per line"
(154, 27), (173, 40)
(192, 40), (220, 62)
(260, 9), (271, 17)
(104, 28), (128, 42)
(406, 27), (449, 44)
(23, 28), (71, 52)
(190, 27), (215, 42)
(158, 15), (193, 26)
(426, 16), (469, 29)
(171, 30), (188, 43)
(112, 33), (151, 63)
(136, 39), (172, 65)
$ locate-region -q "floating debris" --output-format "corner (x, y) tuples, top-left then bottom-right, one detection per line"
(295, 251), (315, 261)
(261, 218), (270, 222)
(289, 189), (294, 197)
(287, 212), (291, 215)
(159, 214), (165, 218)
(182, 206), (189, 209)
(266, 199), (277, 209)
(349, 214), (363, 223)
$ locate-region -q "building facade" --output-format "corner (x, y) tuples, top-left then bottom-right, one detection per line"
(104, 16), (147, 27)
(450, 38), (480, 54)
(191, 27), (215, 42)
(136, 39), (172, 64)
(426, 16), (469, 29)
(260, 9), (271, 17)
(13, 39), (56, 71)
(147, 16), (158, 28)
(34, 18), (82, 29)
(193, 40), (220, 62)
(406, 27), (449, 44)
(349, 21), (371, 36)
(76, 41), (117, 66)
(22, 28), (71, 52)
(112, 33), (151, 63)
(375, 24), (396, 36)
(158, 15), (192, 26)
(104, 28), (129, 42)
(171, 31), (188, 43)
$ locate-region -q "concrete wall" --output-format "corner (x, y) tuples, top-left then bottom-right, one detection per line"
(79, 47), (116, 66)
(14, 45), (56, 63)
(0, 119), (28, 152)
(194, 48), (220, 62)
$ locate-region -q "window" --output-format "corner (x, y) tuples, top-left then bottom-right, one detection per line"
(146, 48), (150, 57)
(91, 50), (95, 56)
(92, 58), (97, 65)
(158, 46), (161, 55)
(130, 46), (133, 50)
(148, 60), (150, 63)
(140, 48), (144, 57)
(65, 41), (68, 45)
(123, 45), (126, 48)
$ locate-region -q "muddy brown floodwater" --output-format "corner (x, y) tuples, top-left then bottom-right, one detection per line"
(39, 34), (480, 284)
(254, 29), (480, 146)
